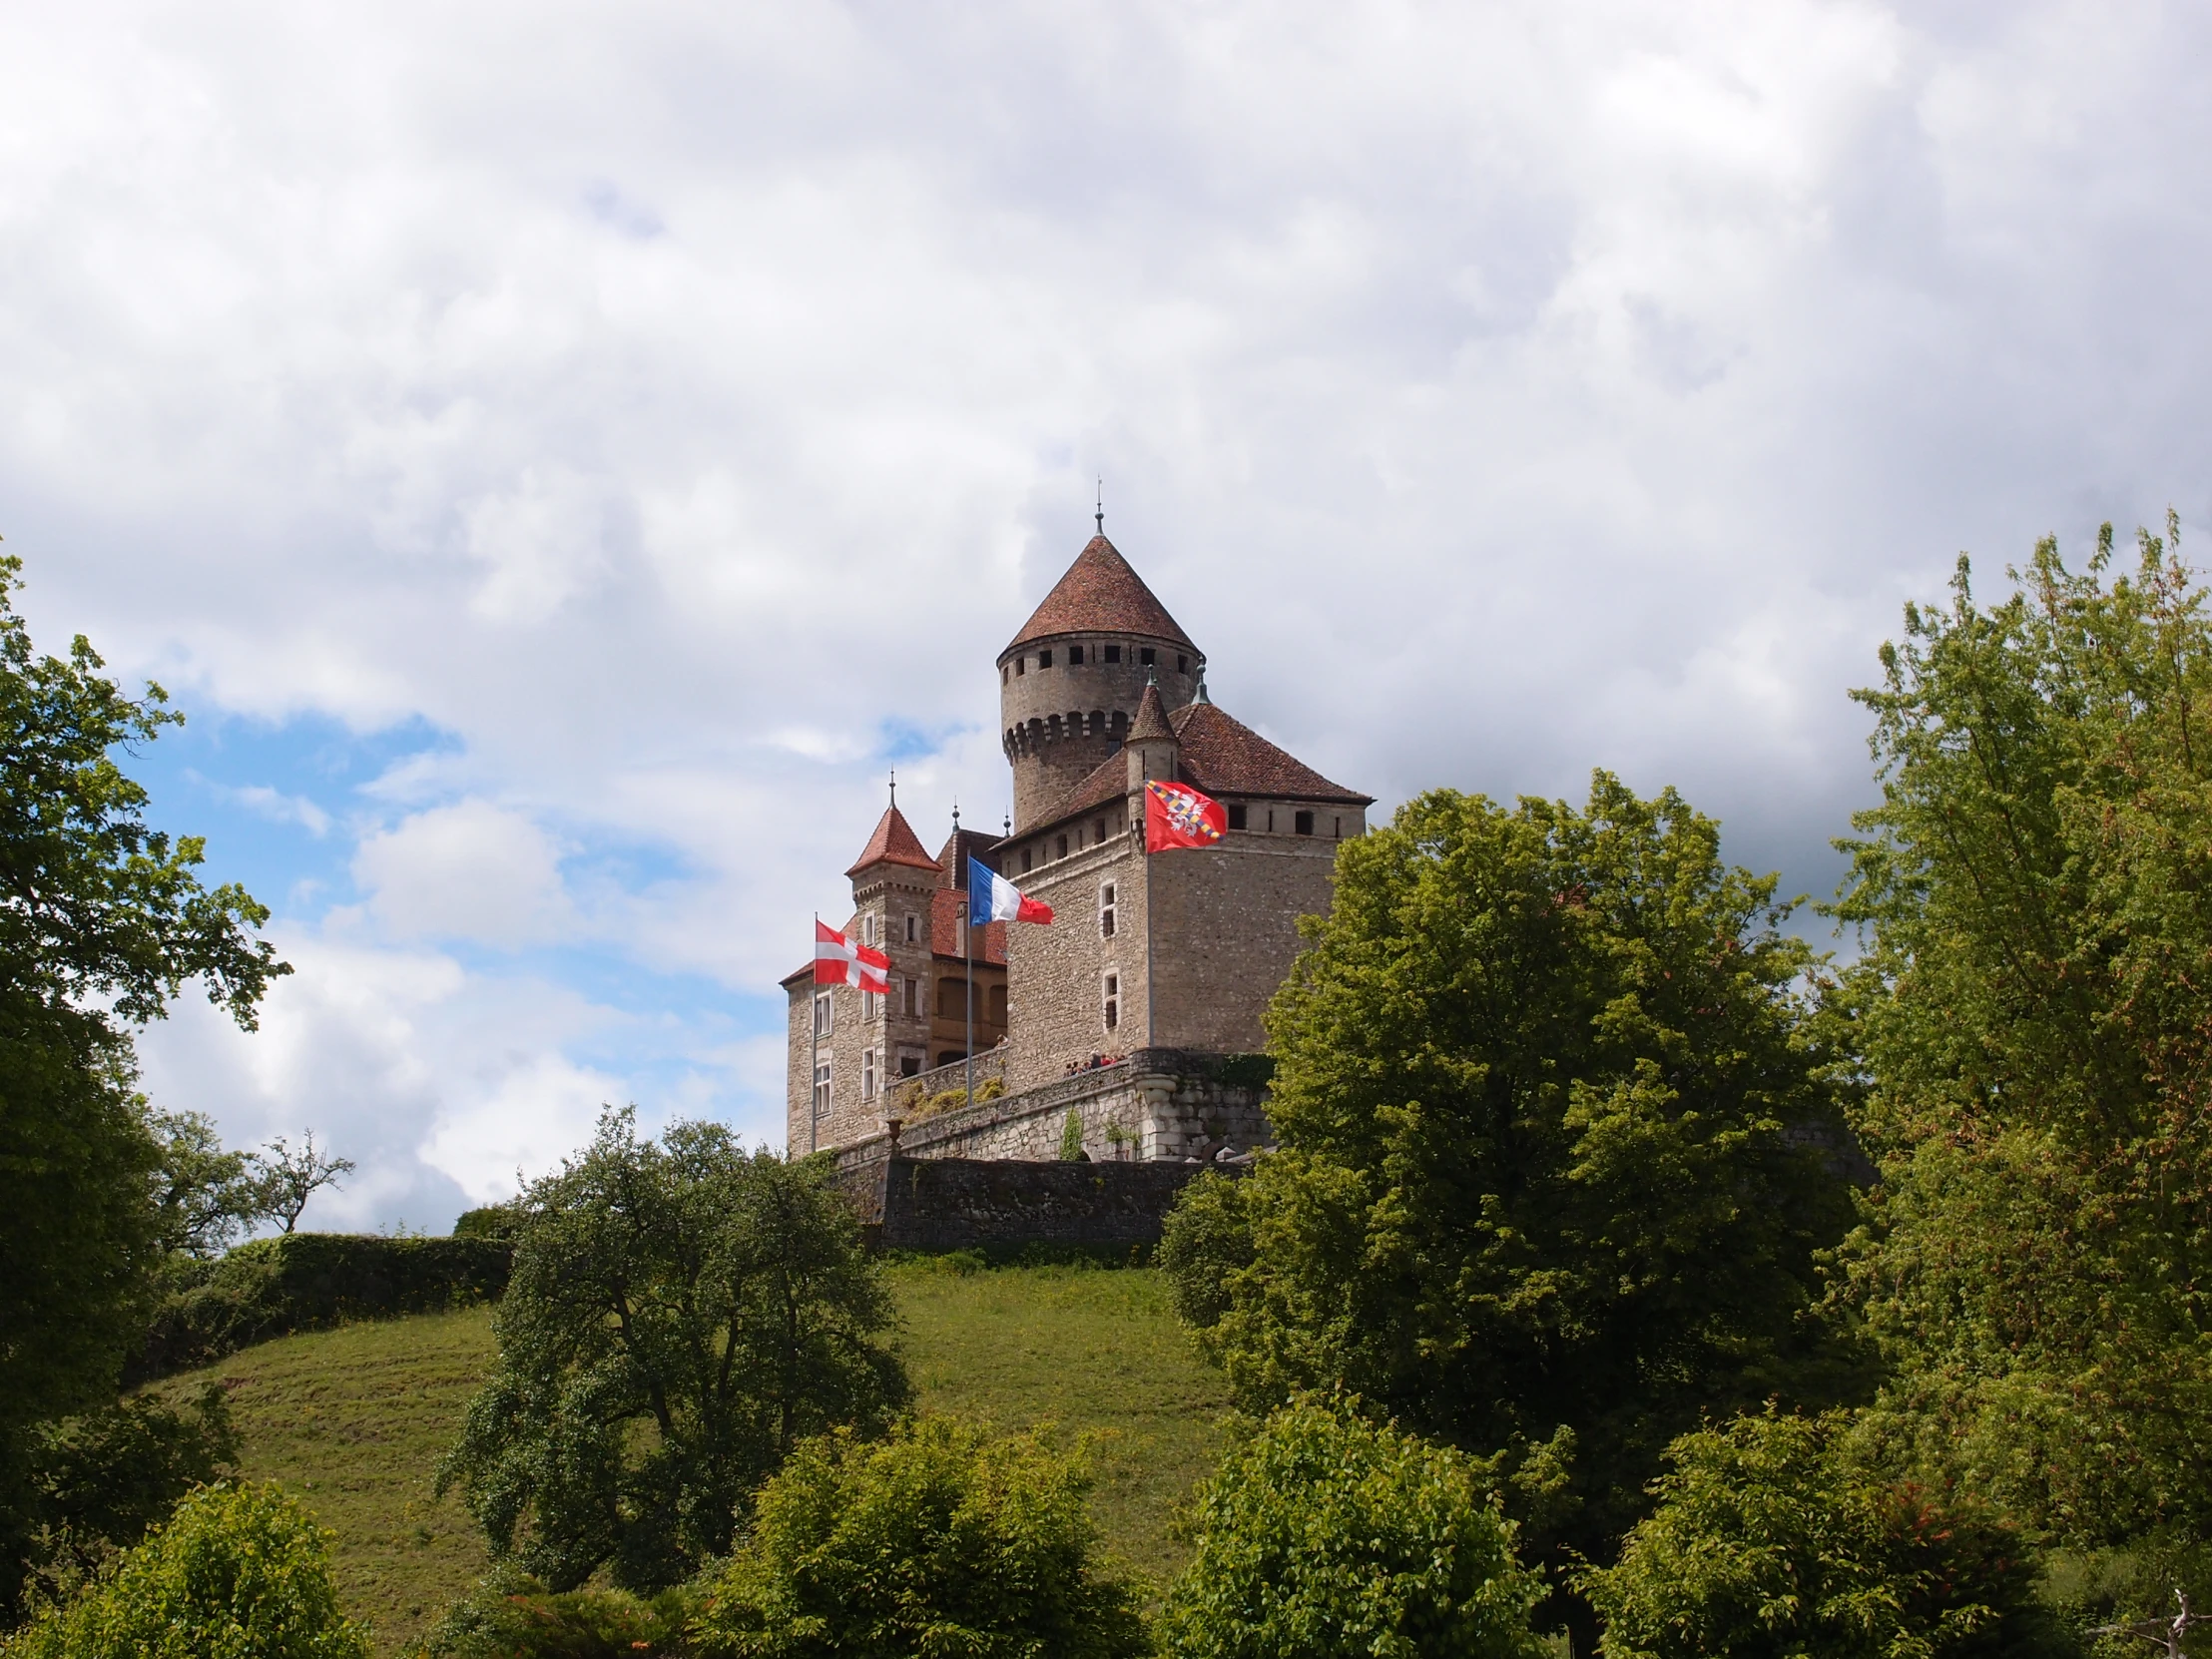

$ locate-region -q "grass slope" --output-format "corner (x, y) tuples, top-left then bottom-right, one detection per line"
(157, 1262), (1231, 1655)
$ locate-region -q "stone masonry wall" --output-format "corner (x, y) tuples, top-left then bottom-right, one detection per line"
(875, 1156), (1218, 1252)
(1002, 808), (1357, 1090)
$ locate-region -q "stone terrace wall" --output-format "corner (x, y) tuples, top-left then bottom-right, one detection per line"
(882, 1047), (1272, 1162)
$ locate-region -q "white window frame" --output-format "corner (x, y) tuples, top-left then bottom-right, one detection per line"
(813, 1060), (831, 1117)
(813, 990), (832, 1041)
(1099, 880), (1117, 939)
(861, 1047), (878, 1100)
(1103, 969), (1120, 1032)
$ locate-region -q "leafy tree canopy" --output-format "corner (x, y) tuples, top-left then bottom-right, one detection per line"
(1830, 523), (2212, 1567)
(691, 1416), (1149, 1659)
(438, 1111), (907, 1593)
(1160, 1391), (1545, 1659)
(1161, 775), (1862, 1617)
(3, 1480), (366, 1659)
(1584, 1408), (2068, 1659)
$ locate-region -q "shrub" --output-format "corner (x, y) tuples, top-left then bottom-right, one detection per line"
(418, 1567), (693, 1658)
(689, 1416), (1149, 1659)
(1582, 1408), (2071, 1659)
(3, 1480), (367, 1658)
(132, 1233), (512, 1381)
(976, 1075), (1004, 1104)
(451, 1204), (522, 1244)
(13, 1385), (239, 1608)
(1060, 1110), (1086, 1161)
(1157, 1171), (1253, 1331)
(1159, 1392), (1545, 1659)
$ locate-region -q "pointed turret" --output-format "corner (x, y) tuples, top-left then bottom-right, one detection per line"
(845, 805), (940, 878)
(998, 528), (1207, 832)
(1125, 674), (1179, 795)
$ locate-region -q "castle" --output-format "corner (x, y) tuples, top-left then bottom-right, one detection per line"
(784, 526), (1371, 1174)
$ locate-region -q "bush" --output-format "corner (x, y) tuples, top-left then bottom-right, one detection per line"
(11, 1385), (239, 1610)
(133, 1233), (512, 1381)
(689, 1416), (1149, 1659)
(451, 1204), (522, 1244)
(1060, 1110), (1086, 1161)
(418, 1567), (694, 1658)
(1157, 1171), (1253, 1331)
(1159, 1392), (1545, 1659)
(1583, 1409), (2071, 1659)
(3, 1480), (367, 1658)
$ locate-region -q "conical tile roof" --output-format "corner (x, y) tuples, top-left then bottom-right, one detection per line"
(1004, 535), (1197, 654)
(845, 805), (941, 877)
(1126, 677), (1176, 742)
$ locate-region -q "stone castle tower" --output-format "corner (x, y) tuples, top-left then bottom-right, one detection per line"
(788, 525), (1372, 1155)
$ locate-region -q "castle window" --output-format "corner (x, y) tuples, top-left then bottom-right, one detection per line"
(1039, 649), (1053, 669)
(1056, 833), (1068, 859)
(1094, 817), (1107, 844)
(1267, 809), (1276, 832)
(814, 1060), (831, 1117)
(906, 913), (917, 944)
(1022, 847), (1033, 873)
(814, 990), (832, 1041)
(1100, 880), (1117, 938)
(1296, 811), (1315, 835)
(1334, 817), (1342, 838)
(1105, 644), (1121, 664)
(1069, 645), (1085, 665)
(1177, 655), (1188, 673)
(861, 1048), (878, 1100)
(1015, 656), (1025, 676)
(861, 988), (880, 1020)
(989, 984), (1006, 1023)
(902, 976), (920, 1018)
(1140, 647), (1156, 667)
(1228, 804), (1247, 831)
(898, 1049), (922, 1078)
(1103, 972), (1120, 1032)
(1002, 666), (1008, 683)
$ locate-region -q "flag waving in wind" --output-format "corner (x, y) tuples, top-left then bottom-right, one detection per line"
(815, 919), (889, 993)
(969, 856), (1054, 925)
(1145, 780), (1226, 851)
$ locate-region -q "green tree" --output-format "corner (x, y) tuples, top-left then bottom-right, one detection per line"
(2, 1481), (366, 1659)
(0, 553), (284, 1616)
(1159, 1391), (1545, 1659)
(1584, 1409), (2069, 1659)
(148, 1111), (266, 1260)
(1161, 775), (1861, 1629)
(1830, 523), (2212, 1588)
(437, 1110), (907, 1593)
(690, 1415), (1149, 1659)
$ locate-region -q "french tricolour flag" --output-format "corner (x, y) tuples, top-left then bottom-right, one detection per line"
(969, 856), (1054, 926)
(815, 919), (890, 993)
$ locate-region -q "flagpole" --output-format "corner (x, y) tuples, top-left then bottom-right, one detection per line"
(964, 892), (975, 1107)
(1144, 829), (1155, 1051)
(811, 912), (820, 1155)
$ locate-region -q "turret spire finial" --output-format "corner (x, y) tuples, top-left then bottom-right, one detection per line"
(888, 768), (896, 809)
(1095, 478), (1104, 536)
(951, 798), (960, 830)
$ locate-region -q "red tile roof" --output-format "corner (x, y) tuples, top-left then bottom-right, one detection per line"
(845, 805), (941, 878)
(931, 888), (1006, 964)
(934, 827), (1005, 886)
(1004, 536), (1198, 655)
(1024, 695), (1373, 831)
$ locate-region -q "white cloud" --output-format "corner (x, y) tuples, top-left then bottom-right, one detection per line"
(7, 0), (2211, 1223)
(351, 800), (571, 946)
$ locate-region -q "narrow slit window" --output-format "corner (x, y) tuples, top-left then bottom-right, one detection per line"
(906, 913), (917, 943)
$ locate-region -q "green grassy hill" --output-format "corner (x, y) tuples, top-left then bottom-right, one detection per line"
(155, 1261), (1232, 1656)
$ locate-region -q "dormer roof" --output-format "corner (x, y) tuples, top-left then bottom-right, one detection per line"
(1003, 535), (1198, 656)
(845, 805), (941, 878)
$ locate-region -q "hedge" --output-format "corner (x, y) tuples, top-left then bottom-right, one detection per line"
(131, 1233), (512, 1382)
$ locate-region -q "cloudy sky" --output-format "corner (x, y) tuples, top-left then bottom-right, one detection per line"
(4, 0), (2205, 1229)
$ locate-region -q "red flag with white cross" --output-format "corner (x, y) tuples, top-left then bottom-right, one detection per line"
(815, 919), (890, 992)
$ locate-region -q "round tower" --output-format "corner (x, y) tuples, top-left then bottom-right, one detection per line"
(998, 532), (1205, 832)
